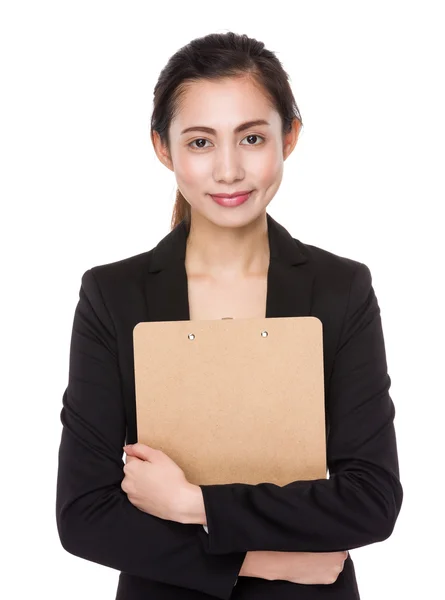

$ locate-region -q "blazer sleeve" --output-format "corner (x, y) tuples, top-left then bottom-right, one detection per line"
(196, 262), (404, 555)
(55, 268), (245, 600)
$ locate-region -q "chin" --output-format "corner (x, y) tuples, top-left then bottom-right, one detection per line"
(203, 207), (268, 229)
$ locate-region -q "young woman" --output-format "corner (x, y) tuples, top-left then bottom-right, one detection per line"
(56, 31), (403, 599)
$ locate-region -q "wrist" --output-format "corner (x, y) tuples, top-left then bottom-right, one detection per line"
(239, 551), (252, 577)
(240, 551), (280, 581)
(178, 483), (207, 525)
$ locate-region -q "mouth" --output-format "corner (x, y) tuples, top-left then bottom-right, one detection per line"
(211, 190), (252, 198)
(210, 191), (253, 207)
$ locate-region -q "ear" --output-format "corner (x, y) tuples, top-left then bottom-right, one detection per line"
(283, 118), (302, 161)
(151, 130), (174, 172)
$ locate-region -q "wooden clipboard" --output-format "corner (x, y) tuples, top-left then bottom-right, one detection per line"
(133, 316), (327, 487)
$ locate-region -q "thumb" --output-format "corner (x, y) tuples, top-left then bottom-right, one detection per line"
(123, 443), (156, 462)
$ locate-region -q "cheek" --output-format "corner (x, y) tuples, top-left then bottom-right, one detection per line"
(253, 148), (283, 185)
(175, 151), (207, 187)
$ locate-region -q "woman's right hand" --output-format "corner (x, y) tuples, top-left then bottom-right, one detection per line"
(241, 549), (349, 585)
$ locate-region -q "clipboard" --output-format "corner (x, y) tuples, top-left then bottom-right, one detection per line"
(133, 316), (327, 487)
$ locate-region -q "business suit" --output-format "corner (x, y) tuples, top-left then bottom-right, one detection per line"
(56, 212), (403, 599)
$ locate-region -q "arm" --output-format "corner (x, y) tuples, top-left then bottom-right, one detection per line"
(196, 262), (403, 555)
(56, 269), (245, 600)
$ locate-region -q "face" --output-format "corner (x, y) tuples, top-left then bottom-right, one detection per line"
(153, 76), (300, 229)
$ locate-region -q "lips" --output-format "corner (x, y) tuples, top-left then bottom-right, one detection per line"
(210, 191), (252, 207)
(211, 190), (252, 198)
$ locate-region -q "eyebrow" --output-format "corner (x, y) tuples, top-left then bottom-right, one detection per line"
(180, 119), (270, 136)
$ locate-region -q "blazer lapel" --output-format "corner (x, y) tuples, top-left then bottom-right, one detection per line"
(145, 212), (315, 322)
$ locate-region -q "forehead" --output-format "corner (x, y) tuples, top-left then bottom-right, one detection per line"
(171, 76), (279, 132)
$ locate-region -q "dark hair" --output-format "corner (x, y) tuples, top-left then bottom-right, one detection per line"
(150, 31), (303, 231)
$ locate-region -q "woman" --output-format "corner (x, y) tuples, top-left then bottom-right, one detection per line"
(56, 31), (403, 599)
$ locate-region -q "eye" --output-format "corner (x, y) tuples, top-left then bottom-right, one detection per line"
(188, 134), (265, 150)
(240, 134), (265, 146)
(188, 138), (211, 150)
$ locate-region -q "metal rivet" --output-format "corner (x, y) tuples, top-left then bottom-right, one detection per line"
(261, 330), (268, 337)
(188, 333), (195, 340)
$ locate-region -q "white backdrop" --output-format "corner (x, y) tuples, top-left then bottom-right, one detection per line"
(2, 1), (444, 598)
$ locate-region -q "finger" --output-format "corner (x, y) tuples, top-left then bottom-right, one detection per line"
(124, 443), (156, 462)
(124, 454), (138, 464)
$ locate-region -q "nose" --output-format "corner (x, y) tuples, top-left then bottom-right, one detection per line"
(213, 144), (245, 184)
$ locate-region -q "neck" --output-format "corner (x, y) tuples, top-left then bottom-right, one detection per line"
(185, 211), (270, 280)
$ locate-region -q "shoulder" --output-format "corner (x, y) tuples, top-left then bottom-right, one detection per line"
(296, 238), (372, 292)
(298, 238), (364, 273)
(73, 249), (156, 329)
(80, 248), (155, 293)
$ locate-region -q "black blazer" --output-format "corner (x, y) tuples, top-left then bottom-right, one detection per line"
(56, 212), (403, 600)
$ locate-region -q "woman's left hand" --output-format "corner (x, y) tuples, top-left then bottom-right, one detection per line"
(122, 443), (192, 522)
